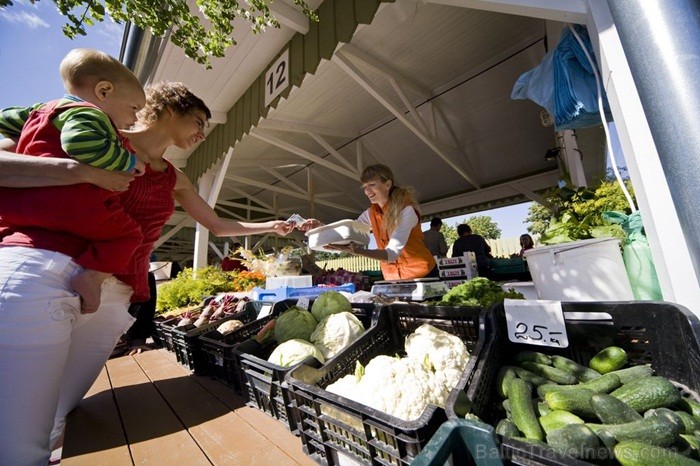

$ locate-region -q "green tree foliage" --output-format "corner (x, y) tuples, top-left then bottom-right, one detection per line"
(442, 223), (458, 245)
(0, 0), (317, 68)
(460, 215), (501, 240)
(525, 173), (636, 244)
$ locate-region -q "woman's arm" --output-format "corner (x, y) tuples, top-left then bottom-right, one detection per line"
(173, 169), (293, 236)
(0, 149), (134, 191)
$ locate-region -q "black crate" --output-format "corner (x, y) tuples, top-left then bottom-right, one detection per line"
(286, 304), (487, 466)
(447, 301), (700, 466)
(171, 301), (260, 374)
(151, 316), (169, 348)
(156, 318), (178, 352)
(199, 300), (298, 391)
(238, 302), (378, 433)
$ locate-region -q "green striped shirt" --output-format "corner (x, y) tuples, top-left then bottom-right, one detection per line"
(0, 96), (135, 172)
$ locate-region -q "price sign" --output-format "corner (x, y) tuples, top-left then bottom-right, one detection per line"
(257, 303), (273, 319)
(504, 299), (569, 348)
(264, 48), (290, 107)
(296, 297), (310, 310)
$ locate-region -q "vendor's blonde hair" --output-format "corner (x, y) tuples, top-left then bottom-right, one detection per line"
(361, 164), (419, 235)
(59, 48), (141, 94)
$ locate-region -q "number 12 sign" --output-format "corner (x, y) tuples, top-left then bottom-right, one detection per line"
(265, 49), (290, 107)
(504, 299), (569, 348)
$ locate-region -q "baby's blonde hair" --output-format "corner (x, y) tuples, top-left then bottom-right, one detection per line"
(59, 48), (141, 94)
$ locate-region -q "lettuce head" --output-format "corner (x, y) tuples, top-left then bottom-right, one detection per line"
(311, 291), (353, 322)
(274, 306), (317, 343)
(267, 339), (325, 367)
(311, 311), (365, 359)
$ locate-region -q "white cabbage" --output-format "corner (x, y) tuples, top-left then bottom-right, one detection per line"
(267, 339), (325, 367)
(310, 311), (365, 359)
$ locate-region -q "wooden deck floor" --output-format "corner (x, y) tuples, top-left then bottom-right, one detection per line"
(61, 349), (316, 466)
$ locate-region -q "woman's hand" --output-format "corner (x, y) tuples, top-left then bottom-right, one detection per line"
(271, 220), (295, 236)
(297, 218), (323, 232)
(81, 164), (135, 192)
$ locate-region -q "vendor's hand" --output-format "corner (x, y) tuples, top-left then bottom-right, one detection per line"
(272, 220), (295, 236)
(297, 218), (323, 232)
(83, 164), (135, 192)
(326, 242), (360, 254)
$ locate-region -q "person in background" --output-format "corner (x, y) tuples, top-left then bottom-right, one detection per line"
(299, 164), (437, 280)
(423, 217), (448, 258)
(0, 48), (147, 314)
(452, 223), (493, 278)
(519, 233), (535, 257)
(221, 242), (248, 272)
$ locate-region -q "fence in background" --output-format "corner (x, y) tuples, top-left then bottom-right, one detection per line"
(315, 236), (527, 272)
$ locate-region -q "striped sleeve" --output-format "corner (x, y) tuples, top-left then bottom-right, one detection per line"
(0, 105), (37, 138)
(56, 107), (136, 172)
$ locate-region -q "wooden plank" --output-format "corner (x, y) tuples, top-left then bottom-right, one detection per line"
(335, 0), (357, 44)
(290, 34), (306, 88)
(135, 351), (311, 465)
(318, 1), (337, 60)
(106, 356), (211, 465)
(355, 0), (381, 24)
(303, 17), (320, 75)
(62, 367), (133, 465)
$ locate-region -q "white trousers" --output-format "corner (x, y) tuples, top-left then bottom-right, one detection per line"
(0, 247), (134, 466)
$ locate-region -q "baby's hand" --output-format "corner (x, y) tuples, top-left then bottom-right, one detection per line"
(132, 159), (146, 176)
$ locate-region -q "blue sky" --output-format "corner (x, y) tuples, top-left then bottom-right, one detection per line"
(0, 2), (535, 238)
(0, 1), (124, 110)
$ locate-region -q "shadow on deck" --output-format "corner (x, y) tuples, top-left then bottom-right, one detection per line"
(61, 349), (315, 466)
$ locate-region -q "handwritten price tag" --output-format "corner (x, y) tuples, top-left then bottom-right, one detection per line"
(296, 297), (310, 310)
(504, 299), (569, 348)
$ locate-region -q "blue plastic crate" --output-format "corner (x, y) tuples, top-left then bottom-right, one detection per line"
(252, 283), (355, 301)
(412, 419), (502, 466)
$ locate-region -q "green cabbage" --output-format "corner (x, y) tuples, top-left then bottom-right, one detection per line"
(310, 291), (353, 322)
(274, 306), (317, 343)
(310, 311), (365, 359)
(267, 339), (325, 367)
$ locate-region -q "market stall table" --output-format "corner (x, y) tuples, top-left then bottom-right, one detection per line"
(61, 349), (314, 465)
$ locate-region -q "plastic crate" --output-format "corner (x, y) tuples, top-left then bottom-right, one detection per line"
(286, 303), (487, 466)
(411, 419), (502, 466)
(447, 301), (700, 466)
(238, 301), (378, 433)
(252, 283), (355, 301)
(151, 316), (170, 347)
(156, 318), (178, 352)
(199, 300), (297, 391)
(171, 301), (260, 374)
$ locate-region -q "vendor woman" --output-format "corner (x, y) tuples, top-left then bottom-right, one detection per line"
(300, 164), (437, 280)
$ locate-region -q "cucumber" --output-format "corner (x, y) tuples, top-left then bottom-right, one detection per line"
(614, 441), (700, 466)
(589, 346), (628, 374)
(608, 364), (654, 384)
(587, 414), (682, 447)
(495, 418), (520, 437)
(536, 400), (552, 417)
(552, 355), (602, 382)
(515, 351), (552, 365)
(538, 373), (622, 398)
(507, 378), (544, 441)
(591, 393), (643, 424)
(537, 384), (566, 397)
(546, 424), (600, 459)
(539, 410), (585, 435)
(545, 388), (596, 417)
(677, 398), (700, 418)
(521, 361), (578, 385)
(511, 366), (552, 386)
(497, 366), (518, 398)
(680, 434), (700, 454)
(674, 411), (700, 434)
(611, 376), (681, 412)
(510, 437), (550, 449)
(502, 398), (511, 414)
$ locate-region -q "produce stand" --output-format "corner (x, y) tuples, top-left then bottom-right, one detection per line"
(447, 301), (700, 465)
(286, 303), (487, 466)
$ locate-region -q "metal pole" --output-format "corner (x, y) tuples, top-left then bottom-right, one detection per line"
(606, 0), (700, 278)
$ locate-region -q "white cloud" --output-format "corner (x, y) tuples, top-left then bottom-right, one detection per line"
(0, 10), (50, 29)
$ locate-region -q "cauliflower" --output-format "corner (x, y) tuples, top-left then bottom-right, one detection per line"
(324, 325), (471, 423)
(216, 319), (244, 335)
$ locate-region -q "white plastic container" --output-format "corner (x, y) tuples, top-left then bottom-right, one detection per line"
(524, 238), (634, 301)
(501, 281), (538, 300)
(306, 219), (371, 253)
(266, 275), (312, 289)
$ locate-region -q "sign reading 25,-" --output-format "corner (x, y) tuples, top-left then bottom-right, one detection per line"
(504, 299), (569, 348)
(265, 49), (290, 107)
